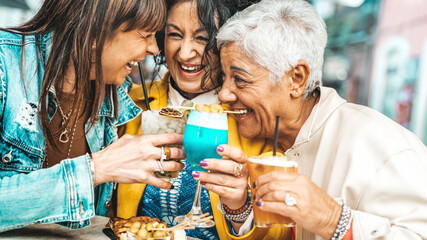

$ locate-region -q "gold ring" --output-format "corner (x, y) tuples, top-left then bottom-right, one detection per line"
(163, 146), (171, 160)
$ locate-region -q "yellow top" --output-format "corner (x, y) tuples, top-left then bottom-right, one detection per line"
(117, 73), (292, 240)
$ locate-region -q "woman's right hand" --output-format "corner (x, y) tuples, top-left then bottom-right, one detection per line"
(91, 133), (185, 189)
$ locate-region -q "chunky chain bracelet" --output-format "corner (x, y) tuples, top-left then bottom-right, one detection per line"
(220, 197), (252, 223)
(331, 204), (353, 240)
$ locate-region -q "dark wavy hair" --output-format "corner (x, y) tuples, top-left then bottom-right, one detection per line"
(154, 0), (260, 96)
(1, 0), (166, 148)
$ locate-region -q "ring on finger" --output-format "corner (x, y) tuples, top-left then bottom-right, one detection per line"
(285, 192), (297, 206)
(160, 147), (169, 164)
(156, 159), (165, 174)
(233, 163), (244, 177)
(163, 146), (171, 160)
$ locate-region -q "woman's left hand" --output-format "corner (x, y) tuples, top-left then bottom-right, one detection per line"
(254, 172), (342, 239)
(192, 144), (249, 210)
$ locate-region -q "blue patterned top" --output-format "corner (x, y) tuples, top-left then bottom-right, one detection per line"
(139, 159), (219, 240)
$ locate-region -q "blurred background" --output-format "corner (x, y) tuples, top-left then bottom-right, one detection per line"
(1, 0), (426, 145)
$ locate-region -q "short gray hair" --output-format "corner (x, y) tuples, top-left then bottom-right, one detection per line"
(217, 0), (327, 98)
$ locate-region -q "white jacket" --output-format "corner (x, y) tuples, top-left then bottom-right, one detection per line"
(288, 87), (427, 240)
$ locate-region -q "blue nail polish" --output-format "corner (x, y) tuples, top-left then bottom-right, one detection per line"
(253, 181), (257, 189)
(256, 200), (263, 207)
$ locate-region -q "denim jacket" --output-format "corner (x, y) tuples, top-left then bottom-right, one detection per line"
(0, 30), (141, 232)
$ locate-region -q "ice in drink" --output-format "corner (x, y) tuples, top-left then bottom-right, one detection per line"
(141, 110), (186, 179)
(183, 110), (228, 172)
(248, 156), (298, 228)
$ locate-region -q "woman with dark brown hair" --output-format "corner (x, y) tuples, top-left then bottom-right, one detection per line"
(0, 0), (185, 232)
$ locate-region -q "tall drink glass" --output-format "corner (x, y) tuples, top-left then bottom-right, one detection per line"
(248, 156), (298, 228)
(141, 110), (186, 180)
(174, 110), (228, 228)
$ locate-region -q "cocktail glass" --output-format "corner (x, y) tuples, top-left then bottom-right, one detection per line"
(174, 110), (228, 228)
(248, 155), (298, 228)
(141, 110), (186, 180)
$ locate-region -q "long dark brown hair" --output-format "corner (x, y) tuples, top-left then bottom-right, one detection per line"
(154, 0), (260, 98)
(1, 0), (166, 148)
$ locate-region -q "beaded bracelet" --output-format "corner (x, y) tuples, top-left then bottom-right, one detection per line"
(331, 204), (352, 240)
(220, 197), (252, 223)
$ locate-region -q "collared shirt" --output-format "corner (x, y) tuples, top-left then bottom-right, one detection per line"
(167, 78), (220, 107)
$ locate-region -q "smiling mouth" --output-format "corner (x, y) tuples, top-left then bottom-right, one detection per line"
(179, 63), (204, 73)
(233, 108), (253, 118)
(125, 61), (138, 70)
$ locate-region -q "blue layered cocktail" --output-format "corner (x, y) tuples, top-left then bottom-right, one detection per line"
(183, 110), (228, 172)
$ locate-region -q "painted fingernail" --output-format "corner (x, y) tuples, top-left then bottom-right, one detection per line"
(200, 182), (206, 186)
(217, 146), (224, 152)
(200, 160), (208, 167)
(256, 199), (263, 207)
(253, 181), (257, 189)
(191, 171), (200, 178)
(252, 194), (256, 201)
(169, 184), (175, 190)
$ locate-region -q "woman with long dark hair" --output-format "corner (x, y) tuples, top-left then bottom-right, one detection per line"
(0, 0), (185, 232)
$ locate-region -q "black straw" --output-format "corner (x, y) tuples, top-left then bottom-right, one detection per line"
(138, 62), (151, 110)
(273, 116), (280, 156)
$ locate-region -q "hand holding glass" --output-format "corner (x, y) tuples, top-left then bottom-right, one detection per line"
(174, 110), (228, 228)
(248, 155), (298, 228)
(141, 110), (186, 180)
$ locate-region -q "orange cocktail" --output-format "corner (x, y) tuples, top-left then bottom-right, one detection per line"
(248, 156), (298, 228)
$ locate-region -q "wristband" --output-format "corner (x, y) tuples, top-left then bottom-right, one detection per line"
(220, 197), (252, 223)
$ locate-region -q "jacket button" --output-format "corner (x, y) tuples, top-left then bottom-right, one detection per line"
(104, 200), (112, 209)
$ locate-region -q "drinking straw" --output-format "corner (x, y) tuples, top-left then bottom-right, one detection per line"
(138, 62), (151, 110)
(273, 116), (279, 156)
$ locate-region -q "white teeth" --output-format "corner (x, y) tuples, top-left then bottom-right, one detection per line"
(181, 64), (201, 71)
(237, 109), (248, 114)
(128, 61), (138, 67)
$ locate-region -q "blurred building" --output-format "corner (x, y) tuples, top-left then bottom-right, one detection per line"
(312, 0), (380, 104)
(370, 0), (427, 143)
(312, 0), (427, 144)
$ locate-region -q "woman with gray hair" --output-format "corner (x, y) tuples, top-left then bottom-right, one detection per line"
(195, 0), (427, 239)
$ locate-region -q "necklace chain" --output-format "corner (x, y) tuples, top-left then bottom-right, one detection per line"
(55, 96), (83, 158)
(44, 97), (82, 168)
(56, 96), (74, 143)
(66, 101), (82, 158)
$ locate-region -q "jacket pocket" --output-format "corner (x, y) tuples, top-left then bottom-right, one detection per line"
(0, 131), (44, 174)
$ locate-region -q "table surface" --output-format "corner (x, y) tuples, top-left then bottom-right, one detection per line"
(0, 216), (111, 240)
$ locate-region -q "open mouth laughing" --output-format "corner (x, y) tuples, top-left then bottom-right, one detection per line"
(179, 62), (205, 74)
(125, 61), (139, 71)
